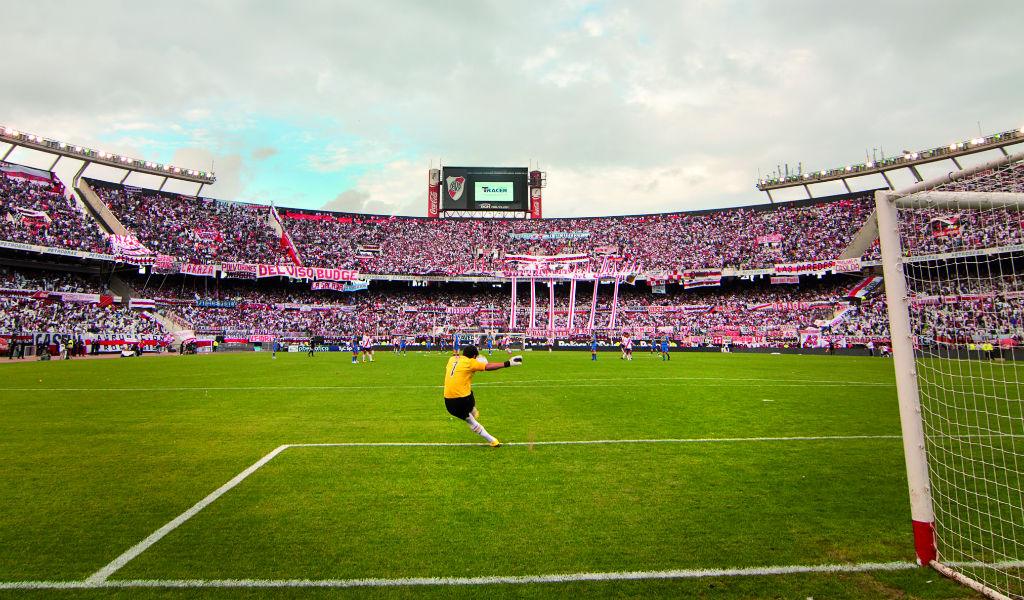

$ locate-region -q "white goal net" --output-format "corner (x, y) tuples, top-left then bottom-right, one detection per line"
(878, 153), (1024, 599)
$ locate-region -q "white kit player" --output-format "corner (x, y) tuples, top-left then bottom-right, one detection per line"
(361, 334), (374, 362)
(621, 332), (633, 361)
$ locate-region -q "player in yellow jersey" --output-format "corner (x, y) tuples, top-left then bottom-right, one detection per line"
(443, 345), (522, 446)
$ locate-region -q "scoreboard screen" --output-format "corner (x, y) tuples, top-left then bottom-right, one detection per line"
(441, 166), (528, 212)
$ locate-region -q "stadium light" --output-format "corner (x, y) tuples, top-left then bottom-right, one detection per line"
(0, 122), (216, 185)
(757, 124), (1024, 193)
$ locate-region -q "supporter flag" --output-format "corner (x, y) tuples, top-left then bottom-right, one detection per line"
(847, 275), (882, 299)
(682, 269), (722, 289)
(7, 207), (52, 228)
(269, 204), (304, 266)
(129, 298), (156, 309)
(191, 229), (224, 243)
(109, 234), (155, 264)
(929, 215), (960, 238)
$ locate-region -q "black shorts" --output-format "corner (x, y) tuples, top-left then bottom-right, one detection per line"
(444, 393), (476, 419)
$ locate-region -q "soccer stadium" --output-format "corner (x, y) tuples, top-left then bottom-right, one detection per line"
(2, 120), (1023, 599)
(3, 4), (1024, 599)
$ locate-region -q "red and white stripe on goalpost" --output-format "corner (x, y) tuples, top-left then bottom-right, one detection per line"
(876, 189), (937, 566)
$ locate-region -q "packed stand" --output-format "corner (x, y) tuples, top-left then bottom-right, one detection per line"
(282, 197), (876, 276)
(0, 171), (108, 252)
(90, 181), (288, 265)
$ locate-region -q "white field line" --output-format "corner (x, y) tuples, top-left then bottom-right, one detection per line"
(0, 375), (895, 392)
(7, 559), (1024, 590)
(77, 435), (902, 584)
(84, 444), (291, 585)
(2, 561), (923, 589)
(294, 435), (903, 448)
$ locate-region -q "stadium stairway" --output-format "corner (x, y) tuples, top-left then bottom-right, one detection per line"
(145, 309), (195, 350)
(74, 178), (128, 236)
(838, 206), (880, 260)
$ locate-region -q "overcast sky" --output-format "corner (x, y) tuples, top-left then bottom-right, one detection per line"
(2, 1), (1022, 217)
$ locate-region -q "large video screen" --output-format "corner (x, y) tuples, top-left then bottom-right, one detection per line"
(441, 166), (528, 211)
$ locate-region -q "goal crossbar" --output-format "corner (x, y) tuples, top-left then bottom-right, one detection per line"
(892, 191), (1024, 209)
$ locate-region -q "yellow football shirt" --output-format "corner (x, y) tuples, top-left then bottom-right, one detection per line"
(444, 355), (486, 398)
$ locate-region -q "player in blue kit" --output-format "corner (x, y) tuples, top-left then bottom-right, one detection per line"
(661, 337), (671, 361)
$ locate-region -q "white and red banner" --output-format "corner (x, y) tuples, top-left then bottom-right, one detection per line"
(446, 307), (476, 315)
(833, 258), (862, 273)
(847, 275), (882, 299)
(0, 162), (53, 183)
(270, 205), (303, 266)
(129, 298), (156, 309)
(929, 215), (960, 238)
(110, 234), (154, 259)
(8, 207), (52, 227)
(775, 260), (835, 275)
(181, 263), (216, 277)
(222, 262), (258, 277)
(191, 229), (223, 243)
(256, 265), (360, 282)
(682, 269), (722, 289)
(311, 280), (369, 292)
(748, 301), (834, 311)
(755, 234), (784, 245)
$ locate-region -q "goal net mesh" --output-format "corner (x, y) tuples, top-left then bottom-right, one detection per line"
(895, 157), (1024, 598)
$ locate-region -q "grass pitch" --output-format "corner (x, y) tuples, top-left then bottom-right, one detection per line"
(0, 350), (983, 599)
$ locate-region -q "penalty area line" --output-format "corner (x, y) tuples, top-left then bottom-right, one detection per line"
(294, 435), (902, 448)
(2, 561), (922, 589)
(78, 435), (902, 586)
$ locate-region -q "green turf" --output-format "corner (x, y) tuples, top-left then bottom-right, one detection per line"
(0, 351), (985, 598)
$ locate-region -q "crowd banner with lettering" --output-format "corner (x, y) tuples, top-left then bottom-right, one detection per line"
(748, 301), (834, 311)
(181, 263), (216, 277)
(508, 231), (590, 240)
(833, 258), (862, 273)
(446, 307), (476, 315)
(256, 264), (360, 282)
(109, 234), (154, 258)
(755, 234), (784, 245)
(682, 269), (722, 289)
(311, 281), (369, 292)
(222, 262), (258, 277)
(771, 275), (800, 285)
(774, 260), (836, 275)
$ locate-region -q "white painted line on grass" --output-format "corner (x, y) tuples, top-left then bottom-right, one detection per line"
(0, 376), (895, 392)
(295, 435), (903, 448)
(84, 444), (292, 585)
(76, 435), (904, 586)
(2, 561), (923, 589)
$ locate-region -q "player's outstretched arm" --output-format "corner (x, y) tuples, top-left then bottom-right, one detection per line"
(484, 356), (522, 371)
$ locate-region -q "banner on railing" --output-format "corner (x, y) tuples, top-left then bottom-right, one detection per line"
(311, 281), (369, 292)
(774, 260), (835, 275)
(832, 258), (861, 273)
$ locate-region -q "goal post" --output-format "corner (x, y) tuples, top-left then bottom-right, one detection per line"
(876, 152), (1024, 600)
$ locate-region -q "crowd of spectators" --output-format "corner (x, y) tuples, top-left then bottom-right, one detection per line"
(0, 265), (105, 293)
(0, 296), (165, 339)
(0, 172), (108, 252)
(282, 198), (877, 275)
(7, 165), (1024, 281)
(91, 182), (287, 265)
(150, 277), (868, 340)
